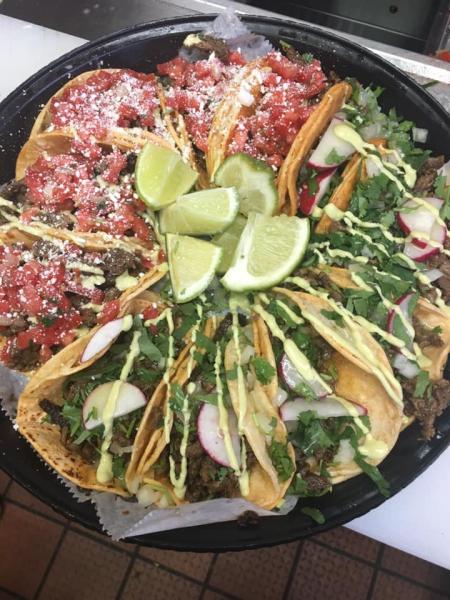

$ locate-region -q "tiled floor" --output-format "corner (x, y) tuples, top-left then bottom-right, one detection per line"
(0, 472), (449, 600)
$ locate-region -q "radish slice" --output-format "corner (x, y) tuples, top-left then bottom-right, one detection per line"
(298, 168), (336, 215)
(397, 198), (439, 244)
(393, 353), (420, 379)
(81, 317), (126, 363)
(281, 353), (329, 398)
(404, 239), (441, 262)
(308, 117), (354, 169)
(274, 386), (288, 407)
(386, 293), (415, 348)
(280, 396), (366, 421)
(197, 403), (240, 468)
(83, 381), (147, 430)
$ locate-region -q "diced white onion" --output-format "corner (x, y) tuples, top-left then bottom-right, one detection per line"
(333, 439), (355, 464)
(393, 353), (420, 379)
(241, 344), (255, 365)
(109, 442), (134, 456)
(412, 127), (428, 143)
(360, 122), (381, 141)
(275, 386), (288, 407)
(136, 484), (161, 507)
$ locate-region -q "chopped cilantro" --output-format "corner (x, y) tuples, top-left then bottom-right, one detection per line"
(307, 173), (319, 194)
(320, 309), (344, 327)
(268, 440), (294, 482)
(196, 331), (215, 355)
(225, 364), (238, 381)
(294, 381), (317, 402)
(40, 315), (56, 327)
(414, 370), (431, 397)
(215, 467), (231, 482)
(325, 148), (346, 166)
(301, 52), (314, 64)
(112, 456), (127, 484)
(195, 393), (219, 406)
(301, 507), (325, 524)
(169, 383), (186, 412)
(251, 356), (276, 385)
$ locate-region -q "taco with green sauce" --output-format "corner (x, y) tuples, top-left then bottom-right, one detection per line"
(16, 297), (211, 497)
(251, 289), (403, 498)
(133, 305), (295, 510)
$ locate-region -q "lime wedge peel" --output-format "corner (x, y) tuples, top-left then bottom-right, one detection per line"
(212, 214), (247, 274)
(135, 142), (198, 210)
(166, 234), (223, 303)
(159, 187), (239, 235)
(214, 153), (277, 217)
(221, 213), (310, 292)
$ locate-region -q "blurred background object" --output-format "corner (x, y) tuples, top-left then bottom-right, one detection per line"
(0, 0), (448, 55)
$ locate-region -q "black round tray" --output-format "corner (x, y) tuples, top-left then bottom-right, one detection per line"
(0, 14), (449, 552)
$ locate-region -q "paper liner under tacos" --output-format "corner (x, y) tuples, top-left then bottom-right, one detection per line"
(277, 82), (353, 215)
(274, 287), (403, 407)
(313, 266), (450, 382)
(224, 318), (296, 510)
(206, 58), (270, 180)
(326, 351), (402, 483)
(16, 297), (166, 495)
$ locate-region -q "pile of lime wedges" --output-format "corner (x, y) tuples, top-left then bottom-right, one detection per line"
(135, 142), (310, 303)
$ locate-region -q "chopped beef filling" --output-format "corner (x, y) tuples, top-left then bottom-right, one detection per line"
(0, 179), (28, 206)
(403, 378), (450, 439)
(39, 211), (73, 229)
(31, 239), (59, 261)
(7, 340), (41, 371)
(412, 315), (443, 349)
(294, 268), (344, 303)
(39, 399), (66, 428)
(425, 251), (450, 303)
(413, 155), (445, 195)
(80, 308), (98, 327)
(101, 248), (139, 284)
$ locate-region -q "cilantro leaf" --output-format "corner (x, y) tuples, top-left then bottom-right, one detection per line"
(251, 356), (276, 385)
(320, 309), (344, 327)
(325, 148), (346, 165)
(112, 456), (127, 484)
(169, 383), (186, 412)
(414, 370), (431, 397)
(301, 506), (325, 524)
(268, 440), (294, 482)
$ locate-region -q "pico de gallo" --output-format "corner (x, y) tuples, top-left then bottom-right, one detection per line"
(0, 236), (150, 371)
(158, 39), (327, 167)
(46, 69), (164, 140)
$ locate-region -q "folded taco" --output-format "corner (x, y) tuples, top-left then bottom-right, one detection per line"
(17, 297), (211, 496)
(132, 303), (295, 510)
(0, 223), (166, 372)
(9, 134), (163, 250)
(252, 289), (402, 497)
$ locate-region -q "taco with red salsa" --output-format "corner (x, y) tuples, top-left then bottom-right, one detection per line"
(0, 223), (166, 373)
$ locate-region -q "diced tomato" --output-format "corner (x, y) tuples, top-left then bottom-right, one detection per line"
(142, 305), (160, 321)
(229, 51), (246, 65)
(158, 248), (166, 264)
(157, 57), (188, 86)
(141, 257), (154, 270)
(98, 300), (120, 325)
(101, 149), (127, 184)
(39, 344), (53, 363)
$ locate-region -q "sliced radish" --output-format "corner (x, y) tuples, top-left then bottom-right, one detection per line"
(274, 386), (288, 407)
(281, 353), (329, 399)
(386, 292), (415, 348)
(397, 198), (439, 244)
(404, 239), (441, 262)
(308, 117), (354, 169)
(197, 403), (240, 468)
(298, 168), (336, 215)
(81, 317), (126, 363)
(83, 381), (147, 430)
(393, 353), (420, 379)
(280, 396), (366, 421)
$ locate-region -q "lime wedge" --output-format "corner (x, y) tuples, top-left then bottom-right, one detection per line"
(135, 142), (198, 210)
(214, 153), (277, 216)
(212, 214), (247, 274)
(159, 187), (239, 235)
(221, 213), (310, 291)
(166, 234), (223, 303)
